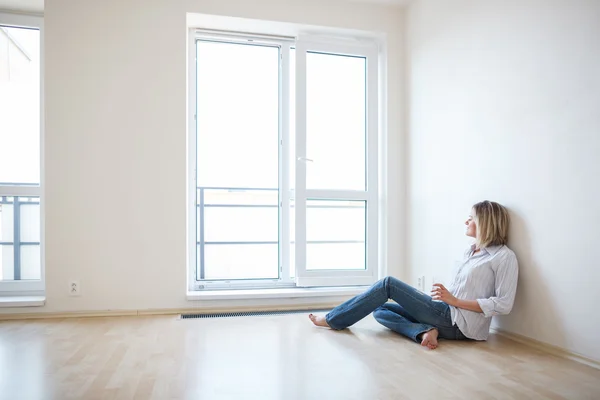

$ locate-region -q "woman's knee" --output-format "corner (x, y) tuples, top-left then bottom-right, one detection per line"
(381, 276), (404, 285)
(372, 303), (393, 319)
(380, 276), (404, 292)
(373, 307), (385, 321)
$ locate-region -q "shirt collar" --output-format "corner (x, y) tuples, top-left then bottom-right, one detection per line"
(483, 245), (503, 255)
(470, 243), (503, 256)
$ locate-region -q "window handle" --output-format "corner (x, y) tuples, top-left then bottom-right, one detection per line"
(297, 157), (314, 163)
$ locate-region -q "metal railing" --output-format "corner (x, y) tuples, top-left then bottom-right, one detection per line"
(197, 187), (278, 280)
(195, 186), (364, 280)
(0, 196), (40, 280)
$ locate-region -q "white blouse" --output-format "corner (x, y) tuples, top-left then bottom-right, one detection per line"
(447, 244), (519, 340)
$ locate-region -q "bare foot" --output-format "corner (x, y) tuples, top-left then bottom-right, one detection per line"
(308, 313), (330, 328)
(420, 329), (439, 350)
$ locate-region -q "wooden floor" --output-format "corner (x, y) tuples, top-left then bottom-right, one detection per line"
(0, 313), (598, 400)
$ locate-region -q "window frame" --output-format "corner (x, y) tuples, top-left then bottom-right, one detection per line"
(188, 30), (297, 291)
(293, 38), (379, 287)
(0, 12), (45, 294)
(187, 29), (380, 291)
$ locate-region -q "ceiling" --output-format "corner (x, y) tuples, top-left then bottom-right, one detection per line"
(0, 0), (410, 14)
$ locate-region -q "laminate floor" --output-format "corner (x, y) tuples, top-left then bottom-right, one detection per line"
(0, 313), (598, 399)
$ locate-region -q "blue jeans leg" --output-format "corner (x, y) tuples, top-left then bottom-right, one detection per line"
(325, 276), (457, 342)
(372, 303), (437, 342)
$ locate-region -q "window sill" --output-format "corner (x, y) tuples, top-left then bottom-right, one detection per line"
(0, 296), (46, 308)
(187, 286), (366, 301)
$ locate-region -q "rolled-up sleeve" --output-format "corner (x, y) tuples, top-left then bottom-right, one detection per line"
(477, 253), (519, 318)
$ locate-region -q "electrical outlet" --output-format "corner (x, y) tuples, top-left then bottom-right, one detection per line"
(416, 276), (427, 292)
(69, 280), (81, 296)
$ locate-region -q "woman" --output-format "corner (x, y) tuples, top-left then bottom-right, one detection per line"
(309, 200), (519, 350)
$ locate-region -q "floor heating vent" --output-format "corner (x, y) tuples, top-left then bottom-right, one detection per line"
(180, 309), (330, 319)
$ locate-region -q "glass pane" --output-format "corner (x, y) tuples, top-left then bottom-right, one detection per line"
(0, 196), (40, 281)
(0, 197), (40, 242)
(202, 189), (278, 206)
(0, 26), (41, 184)
(0, 245), (14, 280)
(20, 202), (40, 242)
(196, 40), (279, 189)
(307, 243), (365, 270)
(290, 198), (295, 278)
(20, 245), (40, 280)
(204, 207), (277, 243)
(306, 200), (365, 270)
(196, 188), (279, 241)
(307, 200), (365, 241)
(0, 202), (14, 242)
(203, 244), (278, 280)
(306, 52), (366, 190)
(289, 47), (296, 189)
(289, 48), (296, 279)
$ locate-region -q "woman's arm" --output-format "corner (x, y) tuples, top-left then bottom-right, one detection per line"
(431, 284), (483, 313)
(432, 252), (519, 316)
(476, 253), (519, 317)
(453, 298), (483, 313)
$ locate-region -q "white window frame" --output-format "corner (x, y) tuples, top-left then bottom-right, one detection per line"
(0, 12), (45, 294)
(187, 29), (379, 291)
(294, 37), (379, 287)
(188, 30), (296, 291)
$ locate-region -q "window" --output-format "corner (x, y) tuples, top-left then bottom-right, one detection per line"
(188, 31), (378, 290)
(0, 13), (44, 293)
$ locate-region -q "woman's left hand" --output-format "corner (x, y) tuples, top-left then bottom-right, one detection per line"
(431, 283), (457, 306)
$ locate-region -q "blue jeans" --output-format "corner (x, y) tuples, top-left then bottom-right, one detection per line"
(326, 277), (468, 342)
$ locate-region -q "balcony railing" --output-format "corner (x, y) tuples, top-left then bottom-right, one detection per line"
(0, 195), (41, 280)
(195, 186), (365, 280)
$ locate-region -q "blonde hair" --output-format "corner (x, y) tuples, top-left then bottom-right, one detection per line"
(472, 200), (510, 248)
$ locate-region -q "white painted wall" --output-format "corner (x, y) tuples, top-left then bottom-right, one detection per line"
(406, 0), (600, 361)
(1, 0), (405, 313)
(0, 0), (43, 14)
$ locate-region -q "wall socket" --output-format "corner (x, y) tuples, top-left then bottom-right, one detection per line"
(416, 275), (426, 292)
(69, 280), (81, 296)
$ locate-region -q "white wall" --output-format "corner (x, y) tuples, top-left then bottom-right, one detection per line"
(2, 0), (405, 313)
(406, 0), (600, 361)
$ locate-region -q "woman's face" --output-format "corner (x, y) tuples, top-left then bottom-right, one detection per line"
(465, 210), (477, 238)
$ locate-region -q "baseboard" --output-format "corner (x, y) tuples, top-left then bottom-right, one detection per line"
(0, 302), (336, 321)
(0, 309), (139, 320)
(492, 328), (600, 370)
(142, 303), (335, 317)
